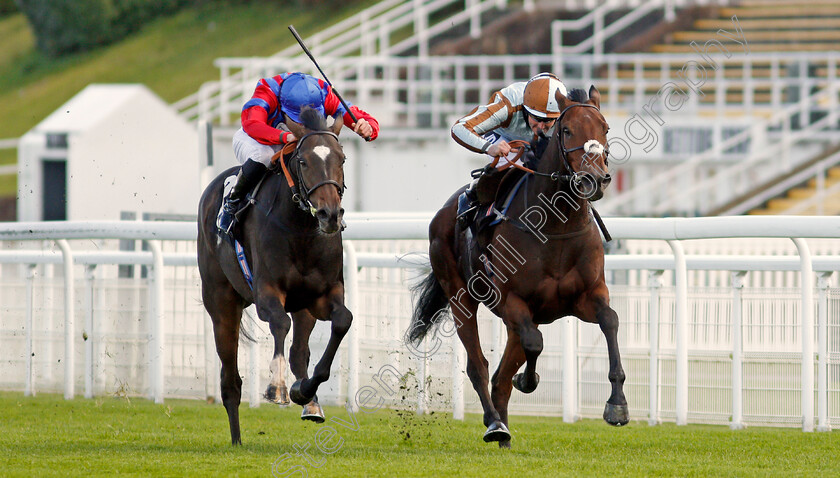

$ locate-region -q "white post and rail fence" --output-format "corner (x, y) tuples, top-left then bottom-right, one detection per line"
(0, 215), (838, 432)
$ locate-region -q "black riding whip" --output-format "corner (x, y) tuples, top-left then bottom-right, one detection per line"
(288, 25), (371, 141)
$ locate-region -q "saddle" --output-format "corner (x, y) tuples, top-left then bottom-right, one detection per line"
(472, 167), (529, 235)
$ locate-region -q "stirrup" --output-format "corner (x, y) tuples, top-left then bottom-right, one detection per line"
(456, 205), (478, 229)
(216, 200), (239, 236)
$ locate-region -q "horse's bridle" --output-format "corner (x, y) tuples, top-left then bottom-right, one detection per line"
(276, 131), (346, 216)
(534, 103), (608, 186)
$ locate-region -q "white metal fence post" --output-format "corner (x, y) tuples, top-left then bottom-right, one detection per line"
(344, 240), (360, 412)
(84, 264), (97, 399)
(648, 270), (663, 425)
(730, 271), (747, 430)
(817, 272), (832, 432)
(24, 264), (37, 397)
(246, 307), (260, 409)
(452, 332), (464, 420)
(562, 316), (578, 423)
(146, 240), (165, 404)
(56, 240), (75, 400)
(792, 238), (814, 432)
(668, 239), (688, 425)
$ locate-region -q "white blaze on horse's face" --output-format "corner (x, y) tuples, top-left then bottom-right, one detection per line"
(312, 145), (331, 162)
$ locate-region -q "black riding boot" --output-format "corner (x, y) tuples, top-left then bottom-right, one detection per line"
(216, 159), (267, 236)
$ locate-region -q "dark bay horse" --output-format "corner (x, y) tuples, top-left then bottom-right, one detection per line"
(408, 86), (628, 448)
(197, 108), (351, 445)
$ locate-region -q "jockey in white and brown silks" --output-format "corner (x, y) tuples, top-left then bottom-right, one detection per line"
(217, 72), (380, 236)
(451, 72), (567, 227)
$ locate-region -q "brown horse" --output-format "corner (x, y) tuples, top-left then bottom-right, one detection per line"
(408, 86), (627, 448)
(197, 108), (351, 445)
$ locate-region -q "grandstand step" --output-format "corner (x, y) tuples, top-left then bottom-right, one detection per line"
(788, 188), (817, 199)
(749, 202), (840, 215)
(673, 30), (840, 43)
(694, 18), (840, 30)
(807, 175), (840, 188)
(613, 68), (779, 80)
(651, 44), (840, 53)
(739, 0), (840, 5)
(720, 6), (840, 18)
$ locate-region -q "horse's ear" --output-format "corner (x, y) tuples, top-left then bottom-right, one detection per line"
(588, 85), (601, 109)
(286, 118), (306, 139)
(555, 88), (570, 112)
(331, 116), (343, 136)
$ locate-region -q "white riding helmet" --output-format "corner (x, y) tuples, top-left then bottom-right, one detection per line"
(523, 73), (568, 119)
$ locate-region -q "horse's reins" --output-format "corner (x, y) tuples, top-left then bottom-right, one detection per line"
(271, 130), (345, 217)
(489, 103), (612, 241)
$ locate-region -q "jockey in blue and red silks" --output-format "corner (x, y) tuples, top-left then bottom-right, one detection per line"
(217, 71), (380, 236)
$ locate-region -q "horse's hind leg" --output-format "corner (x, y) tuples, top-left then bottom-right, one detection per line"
(451, 294), (510, 443)
(265, 314), (291, 405)
(598, 304), (629, 426)
(490, 329), (526, 448)
(204, 286), (244, 445)
(289, 284), (353, 413)
(287, 309), (326, 422)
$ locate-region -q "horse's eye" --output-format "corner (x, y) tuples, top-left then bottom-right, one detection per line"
(563, 127), (571, 136)
(299, 160), (307, 168)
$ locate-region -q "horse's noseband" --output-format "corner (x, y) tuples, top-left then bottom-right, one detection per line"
(288, 131), (346, 215)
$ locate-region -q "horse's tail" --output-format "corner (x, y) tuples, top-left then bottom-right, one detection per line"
(406, 271), (449, 345)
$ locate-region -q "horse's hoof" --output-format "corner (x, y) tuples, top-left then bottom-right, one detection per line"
(264, 384), (290, 406)
(603, 402), (629, 426)
(499, 439), (512, 449)
(482, 421), (511, 443)
(301, 401), (325, 423)
(289, 380), (311, 406)
(512, 372), (540, 394)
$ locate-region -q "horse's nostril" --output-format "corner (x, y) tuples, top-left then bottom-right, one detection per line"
(602, 174), (612, 187)
(316, 210), (329, 221)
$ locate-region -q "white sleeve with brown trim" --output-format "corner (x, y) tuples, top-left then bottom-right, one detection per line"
(451, 89), (519, 154)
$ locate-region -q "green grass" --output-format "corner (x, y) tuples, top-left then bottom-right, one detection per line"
(1, 392), (838, 477)
(0, 1), (377, 196)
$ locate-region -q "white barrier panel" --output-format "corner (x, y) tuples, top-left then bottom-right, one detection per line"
(1, 215), (839, 431)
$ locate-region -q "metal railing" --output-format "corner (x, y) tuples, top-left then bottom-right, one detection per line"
(175, 0), (527, 123)
(601, 83), (840, 216)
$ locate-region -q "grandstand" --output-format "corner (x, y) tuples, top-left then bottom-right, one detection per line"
(184, 0), (840, 217)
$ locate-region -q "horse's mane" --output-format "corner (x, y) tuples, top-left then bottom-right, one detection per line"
(299, 106), (328, 132)
(567, 88), (589, 104)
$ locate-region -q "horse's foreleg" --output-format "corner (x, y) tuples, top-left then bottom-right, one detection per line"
(598, 305), (629, 426)
(265, 314), (291, 405)
(287, 309), (324, 422)
(254, 292), (292, 406)
(290, 285), (352, 408)
(490, 328), (526, 448)
(504, 294), (542, 394)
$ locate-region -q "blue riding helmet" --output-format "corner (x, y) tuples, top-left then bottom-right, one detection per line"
(280, 73), (326, 123)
